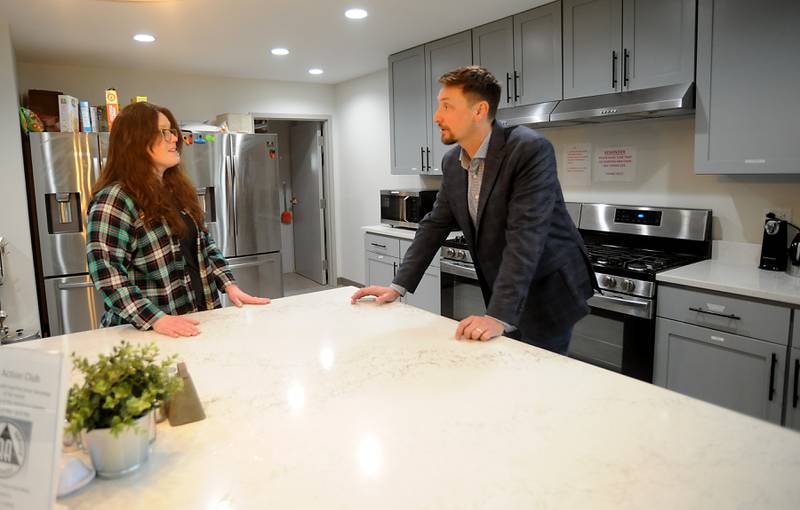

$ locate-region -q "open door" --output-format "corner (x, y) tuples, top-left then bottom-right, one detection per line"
(290, 122), (327, 285)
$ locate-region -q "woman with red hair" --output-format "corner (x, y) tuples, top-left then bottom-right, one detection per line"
(87, 102), (269, 338)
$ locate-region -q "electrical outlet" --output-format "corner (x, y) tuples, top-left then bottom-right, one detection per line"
(763, 208), (792, 222)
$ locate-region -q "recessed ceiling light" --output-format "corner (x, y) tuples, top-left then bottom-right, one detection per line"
(308, 68), (324, 75)
(345, 8), (368, 19)
(271, 48), (290, 56)
(133, 33), (156, 43)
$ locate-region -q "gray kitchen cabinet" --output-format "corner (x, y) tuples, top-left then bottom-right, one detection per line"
(695, 0), (800, 174)
(472, 17), (515, 109)
(389, 46), (429, 175)
(472, 2), (562, 109)
(389, 32), (472, 176)
(366, 252), (399, 288)
(621, 0), (695, 91)
(655, 317), (785, 424)
(425, 31), (473, 175)
(563, 0), (622, 98)
(564, 0), (695, 99)
(786, 347), (800, 432)
(400, 239), (440, 315)
(404, 266), (441, 315)
(514, 2), (563, 105)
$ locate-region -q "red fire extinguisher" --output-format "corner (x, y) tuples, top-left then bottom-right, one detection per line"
(281, 181), (293, 224)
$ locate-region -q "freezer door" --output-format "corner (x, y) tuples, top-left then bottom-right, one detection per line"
(221, 253), (284, 307)
(29, 132), (101, 277)
(44, 274), (105, 336)
(229, 134), (281, 256)
(181, 132), (234, 257)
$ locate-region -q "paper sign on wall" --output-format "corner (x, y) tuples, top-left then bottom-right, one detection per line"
(0, 342), (69, 510)
(562, 143), (592, 186)
(594, 146), (637, 182)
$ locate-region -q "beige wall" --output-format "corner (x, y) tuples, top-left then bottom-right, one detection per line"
(0, 24), (40, 335)
(542, 117), (800, 243)
(16, 61), (336, 122)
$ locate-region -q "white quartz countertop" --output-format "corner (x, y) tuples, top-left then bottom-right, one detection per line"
(362, 224), (460, 242)
(23, 287), (800, 509)
(658, 260), (800, 306)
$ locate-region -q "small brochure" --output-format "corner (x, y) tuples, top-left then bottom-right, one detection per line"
(0, 341), (69, 510)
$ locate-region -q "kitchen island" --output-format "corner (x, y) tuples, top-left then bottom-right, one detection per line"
(23, 287), (800, 509)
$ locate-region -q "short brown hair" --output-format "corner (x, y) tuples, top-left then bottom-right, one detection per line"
(439, 66), (502, 120)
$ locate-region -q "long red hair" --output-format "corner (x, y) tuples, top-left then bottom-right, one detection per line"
(92, 102), (204, 238)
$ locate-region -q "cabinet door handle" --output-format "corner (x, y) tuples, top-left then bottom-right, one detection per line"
(371, 242), (387, 249)
(623, 48), (630, 87)
(393, 261), (397, 276)
(513, 71), (520, 102)
(768, 353), (778, 401)
(793, 358), (799, 408)
(505, 72), (512, 103)
(426, 147), (431, 171)
(688, 307), (741, 321)
(420, 146), (425, 172)
(611, 50), (618, 89)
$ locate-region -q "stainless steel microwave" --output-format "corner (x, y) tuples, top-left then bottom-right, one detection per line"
(380, 189), (438, 229)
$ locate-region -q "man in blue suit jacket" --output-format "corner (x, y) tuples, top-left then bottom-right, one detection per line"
(352, 66), (596, 354)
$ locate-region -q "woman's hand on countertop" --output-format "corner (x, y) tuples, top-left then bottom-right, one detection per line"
(153, 315), (201, 338)
(225, 284), (271, 307)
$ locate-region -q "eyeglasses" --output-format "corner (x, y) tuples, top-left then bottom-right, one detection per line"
(158, 128), (180, 141)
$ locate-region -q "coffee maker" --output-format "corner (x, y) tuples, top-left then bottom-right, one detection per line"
(759, 213), (800, 272)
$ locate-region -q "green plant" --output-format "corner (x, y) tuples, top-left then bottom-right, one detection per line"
(66, 341), (183, 436)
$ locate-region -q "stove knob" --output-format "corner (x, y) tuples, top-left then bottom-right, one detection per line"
(602, 275), (617, 288)
(446, 248), (455, 258)
(620, 279), (635, 293)
(457, 250), (467, 260)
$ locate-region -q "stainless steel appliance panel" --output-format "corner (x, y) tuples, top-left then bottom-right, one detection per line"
(30, 132), (100, 277)
(579, 203), (711, 241)
(44, 274), (105, 336)
(220, 253), (284, 307)
(230, 134), (281, 256)
(180, 133), (234, 257)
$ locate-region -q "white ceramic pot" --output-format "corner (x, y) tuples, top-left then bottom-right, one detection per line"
(80, 411), (153, 478)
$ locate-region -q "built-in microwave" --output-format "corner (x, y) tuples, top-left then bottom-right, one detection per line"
(380, 189), (438, 229)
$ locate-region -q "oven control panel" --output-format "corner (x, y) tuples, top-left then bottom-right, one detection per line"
(595, 273), (654, 298)
(614, 208), (662, 226)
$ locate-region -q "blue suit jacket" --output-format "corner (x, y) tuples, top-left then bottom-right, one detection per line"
(393, 123), (596, 346)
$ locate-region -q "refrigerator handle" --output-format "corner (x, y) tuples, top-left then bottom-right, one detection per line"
(225, 154), (237, 240)
(232, 155), (240, 238)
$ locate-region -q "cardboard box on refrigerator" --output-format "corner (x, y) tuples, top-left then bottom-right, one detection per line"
(57, 95), (79, 132)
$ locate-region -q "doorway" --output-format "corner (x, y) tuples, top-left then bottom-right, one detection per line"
(254, 117), (333, 296)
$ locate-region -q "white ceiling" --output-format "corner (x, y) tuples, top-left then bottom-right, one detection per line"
(0, 0), (550, 84)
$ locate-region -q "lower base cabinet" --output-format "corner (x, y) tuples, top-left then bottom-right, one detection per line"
(364, 233), (440, 315)
(655, 317), (785, 425)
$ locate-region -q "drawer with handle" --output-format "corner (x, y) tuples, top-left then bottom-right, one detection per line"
(657, 285), (790, 345)
(365, 233), (400, 257)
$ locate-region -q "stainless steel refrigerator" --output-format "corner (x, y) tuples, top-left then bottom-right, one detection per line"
(24, 131), (283, 337)
(178, 132), (284, 307)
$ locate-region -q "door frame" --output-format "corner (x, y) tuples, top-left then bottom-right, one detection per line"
(250, 113), (337, 287)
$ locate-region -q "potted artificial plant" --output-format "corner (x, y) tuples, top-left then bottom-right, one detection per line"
(66, 341), (182, 478)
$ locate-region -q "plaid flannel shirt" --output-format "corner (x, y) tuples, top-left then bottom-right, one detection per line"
(86, 183), (236, 330)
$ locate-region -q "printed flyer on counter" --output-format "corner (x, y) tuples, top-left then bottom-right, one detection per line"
(0, 341), (68, 510)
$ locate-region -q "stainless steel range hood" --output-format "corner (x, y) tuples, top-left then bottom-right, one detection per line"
(497, 82), (695, 128)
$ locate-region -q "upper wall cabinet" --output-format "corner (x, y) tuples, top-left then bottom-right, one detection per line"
(472, 2), (563, 109)
(694, 0), (800, 175)
(389, 32), (472, 176)
(563, 0), (696, 99)
(426, 32), (474, 175)
(389, 46), (429, 175)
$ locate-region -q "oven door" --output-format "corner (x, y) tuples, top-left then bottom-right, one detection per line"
(380, 192), (406, 227)
(440, 259), (486, 321)
(568, 291), (655, 382)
